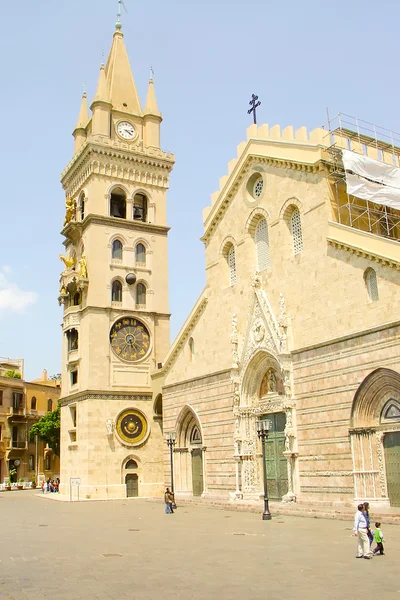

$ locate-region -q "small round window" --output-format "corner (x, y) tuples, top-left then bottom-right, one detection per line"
(253, 177), (264, 198)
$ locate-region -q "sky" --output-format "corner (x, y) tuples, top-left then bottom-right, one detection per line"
(1, 0), (400, 380)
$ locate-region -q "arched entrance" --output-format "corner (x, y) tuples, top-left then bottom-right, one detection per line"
(237, 350), (296, 501)
(175, 406), (204, 497)
(124, 458), (139, 498)
(351, 368), (400, 506)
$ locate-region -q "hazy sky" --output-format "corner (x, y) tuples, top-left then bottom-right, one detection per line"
(1, 0), (400, 380)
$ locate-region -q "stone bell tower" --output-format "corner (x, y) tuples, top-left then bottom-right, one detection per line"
(58, 19), (174, 500)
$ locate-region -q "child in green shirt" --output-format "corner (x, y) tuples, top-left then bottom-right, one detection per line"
(372, 522), (384, 555)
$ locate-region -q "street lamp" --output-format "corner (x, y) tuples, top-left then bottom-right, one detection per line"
(165, 431), (176, 506)
(256, 419), (272, 521)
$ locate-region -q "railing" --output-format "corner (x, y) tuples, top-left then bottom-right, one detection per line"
(8, 406), (26, 417)
(11, 441), (27, 449)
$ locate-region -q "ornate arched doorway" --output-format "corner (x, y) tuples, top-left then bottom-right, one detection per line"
(350, 368), (400, 506)
(175, 406), (204, 497)
(235, 350), (296, 502)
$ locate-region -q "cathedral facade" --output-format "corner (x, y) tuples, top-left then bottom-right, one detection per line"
(157, 123), (400, 507)
(58, 22), (172, 499)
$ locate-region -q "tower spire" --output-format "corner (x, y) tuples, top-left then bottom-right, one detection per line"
(116, 0), (122, 30)
(74, 91), (89, 130)
(105, 18), (142, 115)
(144, 69), (161, 117)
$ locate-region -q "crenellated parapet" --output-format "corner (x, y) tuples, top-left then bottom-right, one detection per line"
(201, 122), (330, 243)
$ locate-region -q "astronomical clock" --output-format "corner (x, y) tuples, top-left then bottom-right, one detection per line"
(109, 317), (150, 362)
(115, 408), (148, 447)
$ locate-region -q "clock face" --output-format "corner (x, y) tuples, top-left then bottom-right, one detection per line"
(116, 121), (136, 140)
(109, 317), (150, 362)
(116, 409), (148, 446)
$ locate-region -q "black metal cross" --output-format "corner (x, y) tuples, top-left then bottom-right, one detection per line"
(248, 94), (261, 125)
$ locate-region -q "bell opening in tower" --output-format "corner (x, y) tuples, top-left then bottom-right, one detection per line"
(110, 188), (127, 219)
(133, 193), (147, 222)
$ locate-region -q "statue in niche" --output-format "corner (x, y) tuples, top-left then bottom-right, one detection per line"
(260, 369), (277, 397)
(268, 369), (277, 393)
(79, 254), (88, 278)
(64, 197), (75, 226)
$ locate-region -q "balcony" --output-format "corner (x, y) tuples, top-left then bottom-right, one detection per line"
(10, 441), (27, 450)
(7, 406), (27, 419)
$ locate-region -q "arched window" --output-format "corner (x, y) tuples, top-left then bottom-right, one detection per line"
(291, 208), (303, 255)
(110, 188), (127, 219)
(73, 292), (81, 306)
(188, 337), (194, 362)
(365, 268), (379, 302)
(111, 280), (123, 303)
(31, 397), (37, 411)
(190, 426), (201, 444)
(154, 394), (162, 417)
(228, 245), (237, 286)
(67, 328), (79, 352)
(112, 239), (123, 260)
(255, 218), (270, 271)
(136, 283), (146, 306)
(136, 243), (146, 265)
(125, 459), (138, 469)
(47, 399), (53, 413)
(80, 195), (85, 221)
(133, 193), (147, 222)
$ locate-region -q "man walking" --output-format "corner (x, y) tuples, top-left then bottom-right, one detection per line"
(353, 503), (373, 559)
(164, 487), (174, 514)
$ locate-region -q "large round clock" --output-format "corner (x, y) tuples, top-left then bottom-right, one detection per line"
(116, 409), (148, 446)
(109, 317), (150, 362)
(116, 120), (136, 140)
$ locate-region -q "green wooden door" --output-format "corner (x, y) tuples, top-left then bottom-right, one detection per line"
(192, 448), (204, 496)
(263, 413), (288, 500)
(384, 432), (400, 507)
(125, 474), (138, 498)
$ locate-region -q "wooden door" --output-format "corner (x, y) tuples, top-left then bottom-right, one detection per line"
(191, 448), (204, 496)
(125, 474), (138, 498)
(263, 413), (288, 500)
(384, 432), (400, 507)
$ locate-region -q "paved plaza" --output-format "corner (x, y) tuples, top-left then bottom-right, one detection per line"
(0, 491), (398, 600)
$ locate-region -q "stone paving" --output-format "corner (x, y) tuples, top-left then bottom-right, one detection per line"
(0, 490), (398, 600)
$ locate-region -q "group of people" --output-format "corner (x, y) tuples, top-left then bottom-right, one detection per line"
(353, 501), (385, 559)
(41, 478), (60, 493)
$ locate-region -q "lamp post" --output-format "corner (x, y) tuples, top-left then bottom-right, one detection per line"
(257, 419), (272, 521)
(165, 431), (176, 506)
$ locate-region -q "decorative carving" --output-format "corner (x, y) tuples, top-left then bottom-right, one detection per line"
(59, 254), (76, 270)
(252, 320), (265, 343)
(78, 254), (88, 278)
(283, 369), (292, 398)
(64, 197), (75, 226)
(106, 419), (114, 435)
(375, 431), (387, 498)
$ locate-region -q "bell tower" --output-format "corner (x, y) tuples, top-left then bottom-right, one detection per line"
(58, 20), (174, 500)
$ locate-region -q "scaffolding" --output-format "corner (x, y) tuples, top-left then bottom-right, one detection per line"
(323, 112), (400, 241)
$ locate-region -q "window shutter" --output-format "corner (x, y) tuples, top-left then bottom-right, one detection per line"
(291, 209), (303, 255)
(255, 218), (270, 271)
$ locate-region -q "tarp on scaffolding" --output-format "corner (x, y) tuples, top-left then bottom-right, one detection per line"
(342, 149), (400, 210)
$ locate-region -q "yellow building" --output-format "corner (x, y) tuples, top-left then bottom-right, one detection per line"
(58, 19), (172, 500)
(0, 361), (60, 486)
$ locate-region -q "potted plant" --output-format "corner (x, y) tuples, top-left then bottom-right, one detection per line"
(30, 478), (36, 489)
(6, 468), (16, 490)
(17, 478), (24, 490)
